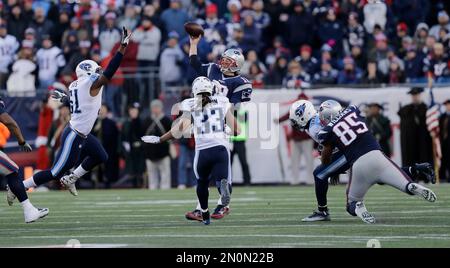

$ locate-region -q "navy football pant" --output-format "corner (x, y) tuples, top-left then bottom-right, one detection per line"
(33, 126), (108, 186)
(194, 145), (231, 210)
(0, 151), (28, 202)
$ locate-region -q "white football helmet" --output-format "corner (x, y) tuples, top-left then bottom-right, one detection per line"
(219, 48), (244, 73)
(75, 60), (100, 78)
(289, 100), (317, 131)
(319, 100), (342, 125)
(192, 76), (213, 96)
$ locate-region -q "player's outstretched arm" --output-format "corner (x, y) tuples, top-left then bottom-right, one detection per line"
(189, 35), (201, 56)
(226, 109), (241, 136)
(90, 27), (132, 96)
(0, 113), (32, 152)
(141, 114), (192, 144)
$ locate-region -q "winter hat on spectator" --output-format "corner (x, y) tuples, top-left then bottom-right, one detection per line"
(105, 12), (117, 20)
(168, 31), (180, 40)
(343, 56), (355, 65)
(438, 11), (449, 21)
(300, 45), (312, 54)
(406, 44), (417, 52)
(25, 28), (35, 35)
(397, 22), (408, 32)
(321, 44), (333, 52)
(70, 17), (80, 24)
(79, 40), (91, 48)
(22, 39), (34, 49)
(227, 0), (241, 11)
(416, 22), (429, 32)
(206, 3), (218, 15)
(375, 33), (387, 42)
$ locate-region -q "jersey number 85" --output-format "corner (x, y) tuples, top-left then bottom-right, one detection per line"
(332, 112), (368, 146)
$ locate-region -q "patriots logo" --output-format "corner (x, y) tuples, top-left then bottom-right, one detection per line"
(79, 63), (92, 72)
(295, 103), (306, 117)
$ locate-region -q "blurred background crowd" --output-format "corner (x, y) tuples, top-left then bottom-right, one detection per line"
(0, 0), (449, 190)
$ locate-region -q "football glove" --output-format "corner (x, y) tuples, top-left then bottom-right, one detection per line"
(141, 135), (161, 144)
(121, 27), (132, 47)
(19, 142), (32, 152)
(330, 174), (340, 185)
(51, 88), (69, 103)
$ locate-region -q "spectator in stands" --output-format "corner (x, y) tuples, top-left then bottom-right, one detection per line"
(242, 50), (266, 76)
(187, 0), (207, 20)
(92, 104), (120, 188)
(86, 7), (102, 43)
(7, 40), (37, 96)
(247, 63), (265, 89)
(366, 103), (392, 157)
(361, 61), (385, 85)
(121, 103), (145, 188)
(378, 50), (404, 77)
(387, 58), (405, 84)
(420, 35), (437, 58)
(438, 28), (450, 53)
(265, 56), (288, 86)
(264, 36), (291, 67)
(161, 0), (190, 39)
(344, 12), (365, 55)
(285, 1), (314, 55)
(398, 87), (433, 170)
(118, 4), (139, 31)
(350, 45), (366, 71)
(313, 60), (338, 85)
(239, 13), (261, 54)
(414, 22), (429, 50)
(198, 3), (227, 45)
(142, 4), (163, 30)
(319, 44), (337, 69)
(29, 7), (54, 45)
(337, 56), (362, 84)
(53, 11), (70, 47)
(282, 60), (311, 89)
(404, 45), (424, 83)
(133, 16), (161, 67)
(397, 36), (413, 59)
(0, 21), (19, 89)
(99, 12), (121, 59)
(142, 99), (173, 190)
(363, 0), (387, 34)
(63, 40), (91, 74)
(439, 99), (450, 182)
(252, 0), (271, 31)
(295, 45), (318, 77)
(423, 42), (450, 82)
(36, 35), (66, 89)
(6, 4), (28, 42)
(62, 17), (89, 48)
(429, 11), (450, 39)
(159, 31), (184, 87)
(318, 8), (344, 56)
(226, 0), (242, 24)
(393, 23), (409, 54)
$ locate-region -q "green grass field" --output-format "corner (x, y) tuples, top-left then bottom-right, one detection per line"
(1, 184), (450, 248)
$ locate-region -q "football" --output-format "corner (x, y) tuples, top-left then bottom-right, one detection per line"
(184, 22), (204, 37)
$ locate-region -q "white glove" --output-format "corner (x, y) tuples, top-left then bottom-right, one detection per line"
(141, 135), (161, 144)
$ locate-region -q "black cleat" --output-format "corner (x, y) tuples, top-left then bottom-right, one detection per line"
(202, 210), (210, 225)
(414, 163), (436, 184)
(302, 210), (331, 222)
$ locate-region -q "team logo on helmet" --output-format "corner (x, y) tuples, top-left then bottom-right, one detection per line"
(295, 103), (306, 117)
(79, 62), (92, 72)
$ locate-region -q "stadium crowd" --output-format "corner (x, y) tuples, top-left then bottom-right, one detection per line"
(0, 0), (449, 189)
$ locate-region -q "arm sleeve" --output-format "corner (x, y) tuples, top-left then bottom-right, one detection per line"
(189, 55), (210, 76)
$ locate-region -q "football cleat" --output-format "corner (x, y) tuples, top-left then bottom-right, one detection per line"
(414, 163), (436, 184)
(408, 183), (437, 202)
(219, 179), (231, 206)
(202, 210), (210, 225)
(355, 201), (376, 224)
(302, 210), (331, 222)
(211, 205), (230, 219)
(185, 209), (203, 221)
(60, 173), (79, 196)
(25, 207), (49, 223)
(6, 185), (16, 206)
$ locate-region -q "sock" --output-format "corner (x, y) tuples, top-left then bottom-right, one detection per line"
(318, 205), (328, 212)
(201, 208), (208, 213)
(196, 201), (201, 210)
(21, 199), (34, 211)
(73, 165), (88, 178)
(23, 177), (36, 189)
(7, 172), (28, 202)
(314, 177), (329, 208)
(196, 179), (209, 210)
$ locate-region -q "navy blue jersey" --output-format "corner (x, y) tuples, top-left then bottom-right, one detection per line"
(196, 62), (252, 104)
(318, 105), (381, 164)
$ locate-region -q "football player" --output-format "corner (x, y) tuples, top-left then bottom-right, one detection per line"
(186, 34), (252, 220)
(289, 100), (436, 222)
(317, 103), (436, 223)
(141, 76), (239, 225)
(7, 27), (132, 205)
(1, 98), (48, 223)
